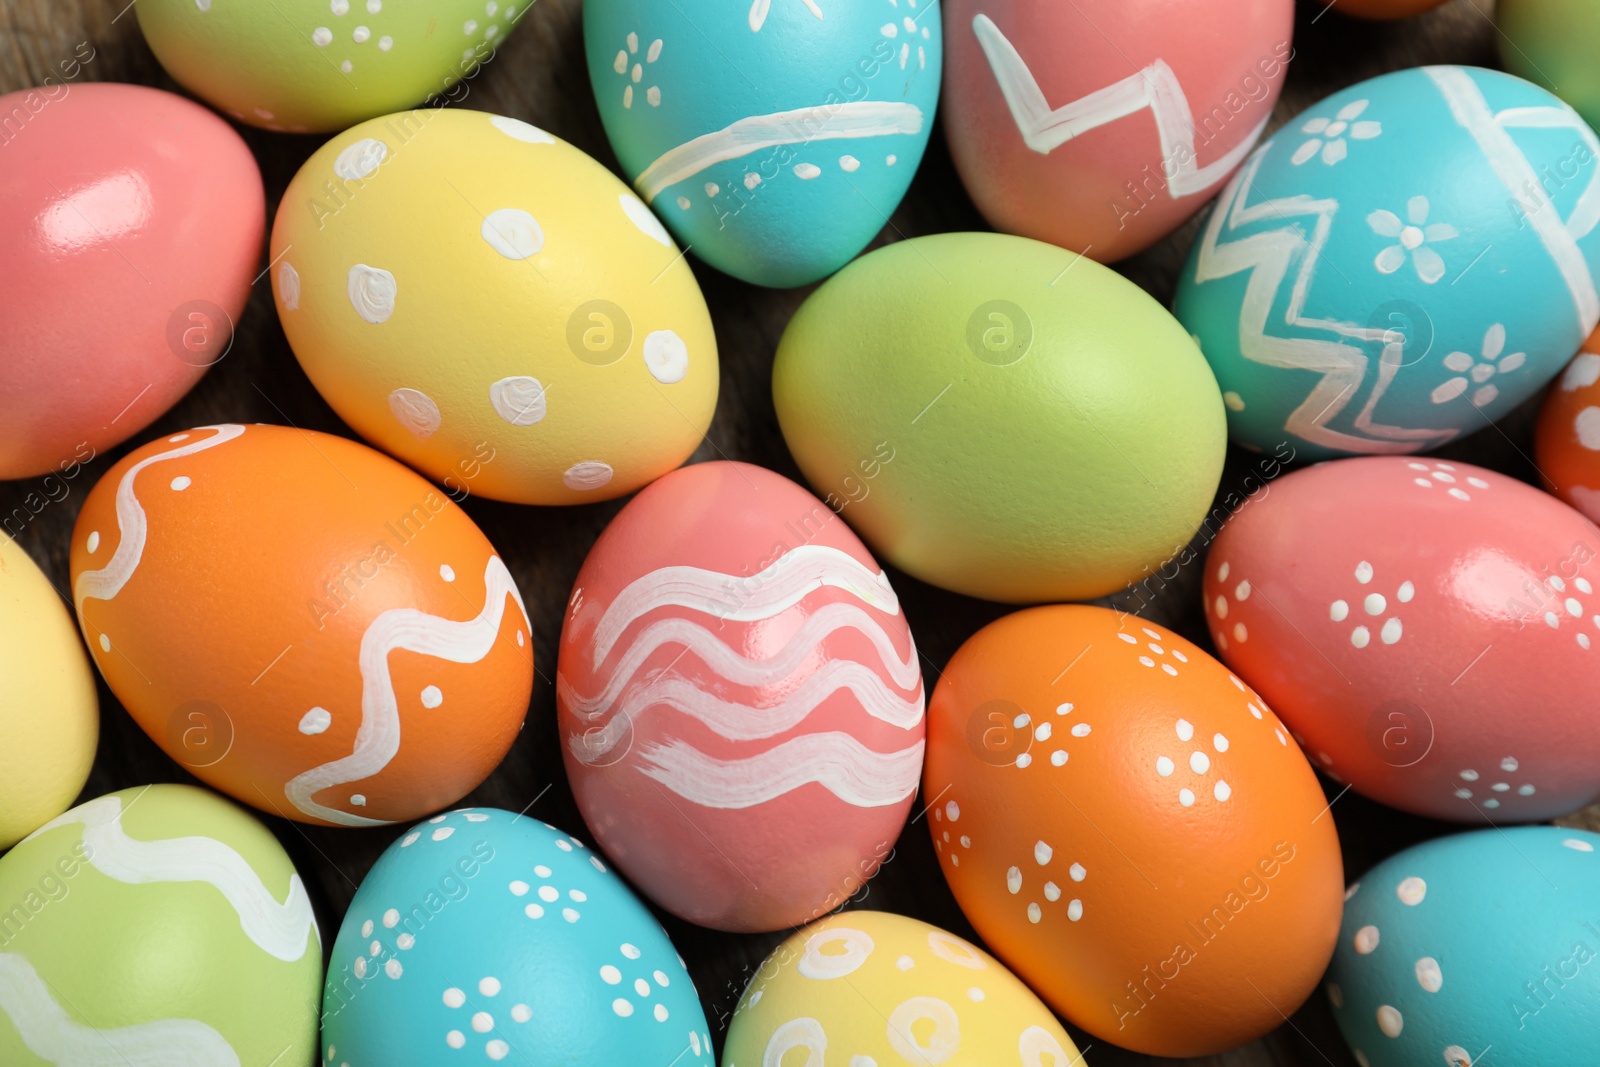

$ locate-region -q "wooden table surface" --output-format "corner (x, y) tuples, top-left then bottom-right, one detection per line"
(4, 1), (1590, 1063)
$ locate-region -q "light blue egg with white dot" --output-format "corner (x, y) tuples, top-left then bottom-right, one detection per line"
(583, 0), (942, 288)
(1175, 65), (1600, 461)
(319, 809), (715, 1066)
(1327, 826), (1600, 1067)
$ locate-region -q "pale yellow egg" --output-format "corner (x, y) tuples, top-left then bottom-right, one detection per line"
(0, 536), (97, 848)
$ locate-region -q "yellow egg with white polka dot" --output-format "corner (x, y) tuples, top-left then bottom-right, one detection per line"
(722, 911), (1084, 1066)
(270, 109), (718, 505)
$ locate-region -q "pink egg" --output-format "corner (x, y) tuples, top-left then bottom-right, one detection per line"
(0, 83), (263, 480)
(942, 0), (1292, 261)
(556, 462), (925, 932)
(1205, 457), (1600, 821)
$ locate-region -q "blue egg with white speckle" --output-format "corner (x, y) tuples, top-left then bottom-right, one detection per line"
(584, 0), (942, 288)
(1176, 65), (1600, 460)
(320, 809), (714, 1066)
(1327, 826), (1600, 1067)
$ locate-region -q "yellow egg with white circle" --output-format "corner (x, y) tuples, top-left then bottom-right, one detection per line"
(722, 910), (1083, 1066)
(0, 535), (98, 848)
(270, 109), (718, 505)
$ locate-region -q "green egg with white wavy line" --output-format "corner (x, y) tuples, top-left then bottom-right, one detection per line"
(0, 784), (321, 1066)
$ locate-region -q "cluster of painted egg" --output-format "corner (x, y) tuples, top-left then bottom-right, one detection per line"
(942, 0), (1291, 261)
(135, 0), (532, 132)
(271, 109), (718, 505)
(68, 423), (533, 828)
(0, 785), (322, 1064)
(556, 461), (923, 932)
(1327, 826), (1600, 1067)
(774, 231), (1227, 603)
(583, 0), (941, 287)
(0, 536), (97, 849)
(322, 808), (714, 1065)
(723, 910), (1082, 1065)
(923, 604), (1344, 1056)
(1536, 327), (1600, 522)
(0, 83), (262, 480)
(1175, 65), (1600, 460)
(1500, 0), (1600, 130)
(1205, 456), (1600, 822)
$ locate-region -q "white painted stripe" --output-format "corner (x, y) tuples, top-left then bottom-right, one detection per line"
(637, 732), (924, 809)
(634, 102), (924, 202)
(25, 793), (318, 963)
(0, 953), (240, 1066)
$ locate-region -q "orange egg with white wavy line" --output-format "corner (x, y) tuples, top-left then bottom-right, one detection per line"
(923, 604), (1344, 1057)
(556, 461), (924, 932)
(69, 423), (533, 827)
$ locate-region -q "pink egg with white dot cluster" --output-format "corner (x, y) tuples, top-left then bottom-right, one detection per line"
(1206, 456), (1600, 822)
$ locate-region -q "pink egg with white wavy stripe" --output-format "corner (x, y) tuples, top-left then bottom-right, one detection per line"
(556, 461), (924, 932)
(1205, 456), (1600, 822)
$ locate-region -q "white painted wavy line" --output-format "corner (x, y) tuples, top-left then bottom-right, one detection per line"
(72, 424), (247, 617)
(973, 14), (1264, 198)
(634, 101), (924, 202)
(637, 732), (925, 809)
(578, 601), (921, 717)
(591, 544), (900, 668)
(25, 794), (317, 963)
(562, 657), (923, 762)
(285, 556), (529, 826)
(0, 953), (240, 1067)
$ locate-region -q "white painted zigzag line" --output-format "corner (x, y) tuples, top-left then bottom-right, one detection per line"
(72, 423), (247, 618)
(0, 953), (240, 1067)
(561, 657), (924, 762)
(284, 556), (529, 827)
(576, 600), (922, 718)
(637, 732), (925, 808)
(972, 14), (1265, 198)
(591, 544), (900, 667)
(25, 794), (318, 963)
(634, 101), (924, 203)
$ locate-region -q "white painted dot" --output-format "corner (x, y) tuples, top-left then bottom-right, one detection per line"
(472, 1011), (493, 1033)
(361, 920), (374, 937)
(600, 965), (622, 985)
(1381, 618), (1403, 644)
(421, 686), (443, 708)
(465, 19), (479, 32)
(313, 26), (333, 45)
(1139, 656), (1156, 668)
(1213, 596), (1230, 619)
(653, 1003), (668, 1022)
(1069, 863), (1086, 882)
(511, 1004), (531, 1023)
(633, 978), (650, 996)
(1492, 782), (1510, 793)
(1356, 561), (1374, 584)
(383, 909), (399, 927)
(563, 908), (580, 922)
(1460, 769), (1479, 781)
(1006, 866), (1021, 894)
(1520, 784), (1536, 795)
(1070, 723), (1090, 737)
(446, 1031), (465, 1049)
(1331, 600), (1349, 621)
(1013, 753), (1032, 769)
(840, 155), (860, 172)
(1233, 622), (1248, 642)
(1190, 751), (1210, 774)
(795, 163), (822, 179)
(1156, 756), (1175, 777)
(1214, 780), (1232, 801)
(1449, 487), (1471, 500)
(350, 794), (366, 807)
(1443, 1046), (1472, 1067)
(1397, 876), (1427, 905)
(563, 461), (613, 492)
(1034, 840), (1052, 865)
(643, 330), (690, 384)
(299, 707), (332, 735)
(1352, 626), (1371, 648)
(619, 193), (672, 247)
(1328, 983), (1343, 1008)
(1398, 581), (1415, 602)
(1067, 899), (1083, 921)
(341, 59), (353, 72)
(1027, 902), (1041, 923)
(385, 959), (402, 978)
(613, 999), (633, 1017)
(347, 264), (397, 323)
(1213, 733), (1229, 752)
(1235, 580), (1251, 601)
(397, 934), (414, 949)
(945, 801), (960, 821)
(538, 885), (559, 902)
(1485, 798), (1500, 808)
(1364, 593), (1387, 615)
(1564, 838), (1595, 851)
(431, 827), (454, 841)
(524, 903), (544, 919)
(1179, 788), (1195, 807)
(481, 208), (544, 260)
(676, 196), (691, 209)
(1042, 880), (1060, 901)
(886, 154), (898, 165)
(744, 172), (761, 190)
(353, 956), (367, 978)
(1050, 750), (1067, 766)
(1502, 757), (1520, 771)
(621, 944), (641, 959)
(1176, 718), (1194, 741)
(401, 833), (419, 847)
(1376, 1005), (1403, 1038)
(353, 25), (370, 43)
(486, 1040), (509, 1060)
(1219, 561), (1231, 581)
(480, 977), (501, 996)
(1355, 925), (1380, 953)
(1415, 957), (1443, 992)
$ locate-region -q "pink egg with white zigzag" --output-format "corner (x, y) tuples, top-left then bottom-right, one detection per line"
(556, 461), (924, 933)
(1205, 456), (1600, 822)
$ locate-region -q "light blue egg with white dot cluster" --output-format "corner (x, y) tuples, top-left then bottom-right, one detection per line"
(584, 0), (942, 288)
(1175, 65), (1600, 461)
(320, 808), (714, 1066)
(1327, 826), (1600, 1067)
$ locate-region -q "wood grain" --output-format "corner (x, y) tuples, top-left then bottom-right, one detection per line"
(2, 1), (1584, 1064)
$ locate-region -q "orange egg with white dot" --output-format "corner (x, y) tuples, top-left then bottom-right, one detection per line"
(923, 604), (1344, 1057)
(69, 423), (534, 827)
(1536, 327), (1600, 523)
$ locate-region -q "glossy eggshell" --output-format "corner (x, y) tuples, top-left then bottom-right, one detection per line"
(0, 785), (321, 1065)
(271, 109), (718, 505)
(68, 423), (533, 827)
(135, 0), (532, 133)
(773, 231), (1227, 603)
(1205, 456), (1600, 822)
(942, 0), (1291, 261)
(924, 604), (1344, 1057)
(583, 0), (941, 288)
(1327, 827), (1600, 1067)
(0, 83), (262, 480)
(1500, 0), (1600, 130)
(1534, 327), (1600, 521)
(321, 808), (714, 1065)
(0, 537), (97, 849)
(723, 910), (1082, 1065)
(556, 461), (923, 932)
(1175, 65), (1600, 460)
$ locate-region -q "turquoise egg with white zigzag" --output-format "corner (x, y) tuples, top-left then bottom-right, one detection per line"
(1175, 65), (1600, 461)
(1327, 826), (1600, 1067)
(583, 0), (942, 288)
(320, 808), (714, 1066)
